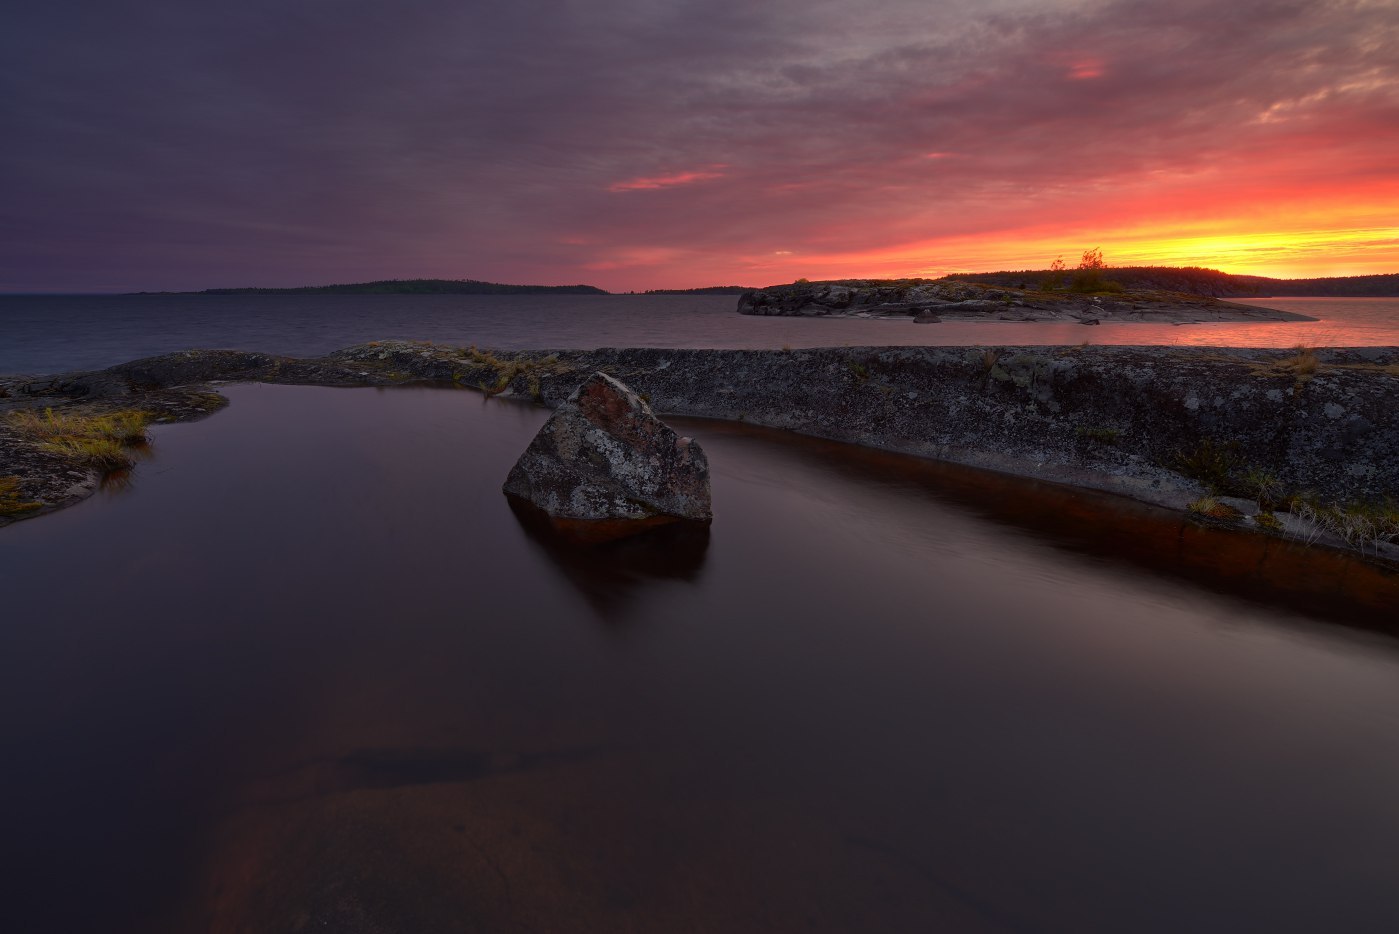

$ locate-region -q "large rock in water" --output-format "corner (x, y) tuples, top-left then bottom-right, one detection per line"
(503, 373), (712, 533)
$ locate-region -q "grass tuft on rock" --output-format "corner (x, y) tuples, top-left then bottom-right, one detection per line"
(0, 476), (42, 516)
(1244, 345), (1320, 391)
(1292, 497), (1399, 553)
(465, 347), (566, 401)
(7, 407), (152, 472)
(1188, 496), (1242, 521)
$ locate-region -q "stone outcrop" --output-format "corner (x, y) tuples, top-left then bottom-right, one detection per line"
(501, 372), (711, 532)
(4, 342), (1395, 565)
(736, 279), (1314, 323)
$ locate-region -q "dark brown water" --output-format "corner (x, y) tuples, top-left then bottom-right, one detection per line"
(2, 293), (1396, 375)
(2, 384), (1399, 932)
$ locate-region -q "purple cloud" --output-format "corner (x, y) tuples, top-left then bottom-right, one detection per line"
(2, 0), (1396, 290)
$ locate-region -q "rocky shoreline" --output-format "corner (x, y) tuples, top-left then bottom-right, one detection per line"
(737, 279), (1316, 323)
(2, 341), (1395, 566)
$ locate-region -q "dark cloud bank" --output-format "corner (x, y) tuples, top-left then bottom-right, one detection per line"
(2, 0), (1395, 291)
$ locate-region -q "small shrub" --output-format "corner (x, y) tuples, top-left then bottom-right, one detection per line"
(1173, 438), (1242, 494)
(1254, 511), (1284, 532)
(1242, 468), (1285, 510)
(847, 361), (869, 382)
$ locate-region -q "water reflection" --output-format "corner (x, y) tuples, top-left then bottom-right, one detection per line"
(3, 384), (1399, 933)
(508, 495), (710, 618)
(675, 418), (1399, 632)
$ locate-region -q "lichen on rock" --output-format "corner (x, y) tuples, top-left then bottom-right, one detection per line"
(502, 372), (711, 535)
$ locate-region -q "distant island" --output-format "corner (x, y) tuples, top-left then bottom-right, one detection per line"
(162, 278), (610, 296)
(643, 286), (758, 295)
(952, 267), (1399, 298)
(738, 277), (1315, 323)
(737, 265), (1399, 321)
(133, 267), (1399, 299)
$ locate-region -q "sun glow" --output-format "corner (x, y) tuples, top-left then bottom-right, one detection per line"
(731, 222), (1399, 285)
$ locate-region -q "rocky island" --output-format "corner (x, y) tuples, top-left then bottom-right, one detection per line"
(737, 278), (1316, 323)
(2, 341), (1395, 570)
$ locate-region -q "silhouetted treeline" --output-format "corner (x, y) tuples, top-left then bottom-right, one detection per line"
(643, 286), (757, 295)
(196, 279), (609, 295)
(953, 267), (1399, 297)
(1241, 272), (1399, 296)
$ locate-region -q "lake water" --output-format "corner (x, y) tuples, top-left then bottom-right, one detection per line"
(2, 384), (1398, 932)
(1, 293), (1396, 375)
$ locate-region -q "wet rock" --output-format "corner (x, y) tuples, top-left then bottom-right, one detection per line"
(502, 373), (711, 532)
(912, 309), (941, 324)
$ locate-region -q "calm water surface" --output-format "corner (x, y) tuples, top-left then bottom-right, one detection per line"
(2, 384), (1398, 932)
(1, 293), (1396, 375)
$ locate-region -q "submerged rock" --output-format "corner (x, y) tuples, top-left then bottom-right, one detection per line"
(503, 372), (711, 535)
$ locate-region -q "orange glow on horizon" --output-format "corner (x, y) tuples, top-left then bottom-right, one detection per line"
(724, 185), (1399, 284)
(739, 226), (1399, 283)
(573, 122), (1399, 290)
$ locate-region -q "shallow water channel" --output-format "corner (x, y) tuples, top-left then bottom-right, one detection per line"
(3, 384), (1399, 932)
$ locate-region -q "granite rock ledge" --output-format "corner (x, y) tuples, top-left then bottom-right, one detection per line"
(1, 342), (1394, 566)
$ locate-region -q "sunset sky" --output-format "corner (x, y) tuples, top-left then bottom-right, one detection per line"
(3, 0), (1398, 292)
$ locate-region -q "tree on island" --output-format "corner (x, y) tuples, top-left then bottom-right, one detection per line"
(1040, 247), (1120, 293)
(1069, 247), (1120, 292)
